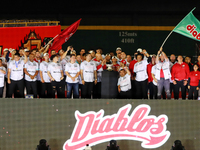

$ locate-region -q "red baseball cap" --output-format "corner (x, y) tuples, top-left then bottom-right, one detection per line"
(120, 59), (126, 65)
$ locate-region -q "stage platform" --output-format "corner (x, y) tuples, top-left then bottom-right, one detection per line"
(0, 99), (199, 150)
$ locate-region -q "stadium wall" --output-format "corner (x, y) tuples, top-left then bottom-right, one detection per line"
(0, 99), (199, 150)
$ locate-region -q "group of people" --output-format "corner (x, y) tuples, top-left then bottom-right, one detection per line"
(0, 43), (199, 99)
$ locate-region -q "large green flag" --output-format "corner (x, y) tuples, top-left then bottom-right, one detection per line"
(173, 8), (200, 41)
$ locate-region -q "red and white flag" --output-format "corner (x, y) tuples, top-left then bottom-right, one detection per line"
(49, 18), (81, 54)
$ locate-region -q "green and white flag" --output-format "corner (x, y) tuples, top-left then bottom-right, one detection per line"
(173, 7), (200, 41)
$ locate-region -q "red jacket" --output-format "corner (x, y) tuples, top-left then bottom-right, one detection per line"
(129, 59), (137, 76)
(147, 63), (154, 83)
(93, 58), (107, 70)
(171, 62), (190, 81)
(188, 71), (200, 86)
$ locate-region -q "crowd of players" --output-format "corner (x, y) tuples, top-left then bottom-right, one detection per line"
(0, 44), (199, 99)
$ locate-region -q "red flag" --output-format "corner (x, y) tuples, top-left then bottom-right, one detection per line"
(49, 18), (81, 54)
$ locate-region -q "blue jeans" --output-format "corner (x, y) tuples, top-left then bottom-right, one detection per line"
(157, 78), (171, 99)
(67, 82), (79, 98)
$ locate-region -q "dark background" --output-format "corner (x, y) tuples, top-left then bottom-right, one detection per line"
(0, 1), (199, 26)
(1, 1), (200, 58)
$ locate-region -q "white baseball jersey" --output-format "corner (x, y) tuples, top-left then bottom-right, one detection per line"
(47, 62), (62, 82)
(134, 60), (148, 81)
(40, 61), (51, 83)
(117, 74), (131, 92)
(24, 61), (39, 81)
(80, 61), (96, 82)
(65, 62), (80, 83)
(0, 66), (6, 87)
(8, 60), (25, 81)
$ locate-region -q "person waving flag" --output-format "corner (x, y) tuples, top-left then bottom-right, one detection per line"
(161, 8), (200, 47)
(48, 19), (81, 54)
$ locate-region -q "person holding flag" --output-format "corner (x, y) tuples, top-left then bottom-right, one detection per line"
(161, 7), (200, 48)
(48, 19), (81, 55)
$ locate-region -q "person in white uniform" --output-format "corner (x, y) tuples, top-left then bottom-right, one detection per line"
(133, 50), (151, 99)
(0, 59), (6, 97)
(47, 54), (65, 98)
(117, 67), (131, 99)
(65, 54), (80, 98)
(7, 51), (28, 98)
(80, 53), (97, 98)
(24, 53), (39, 98)
(40, 53), (52, 98)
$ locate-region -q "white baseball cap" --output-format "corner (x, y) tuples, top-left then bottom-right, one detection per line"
(137, 48), (142, 53)
(3, 48), (8, 52)
(24, 49), (30, 52)
(44, 53), (49, 57)
(116, 47), (122, 51)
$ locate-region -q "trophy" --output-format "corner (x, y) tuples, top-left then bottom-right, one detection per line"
(106, 64), (113, 71)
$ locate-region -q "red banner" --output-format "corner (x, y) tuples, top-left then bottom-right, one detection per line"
(0, 25), (61, 53)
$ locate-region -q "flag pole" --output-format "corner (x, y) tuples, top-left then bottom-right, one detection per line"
(160, 30), (174, 48)
(160, 7), (196, 48)
(43, 34), (59, 49)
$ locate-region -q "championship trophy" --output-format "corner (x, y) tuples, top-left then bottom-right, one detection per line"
(106, 64), (113, 71)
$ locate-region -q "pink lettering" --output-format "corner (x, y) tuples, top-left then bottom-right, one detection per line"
(186, 24), (200, 41)
(64, 104), (171, 150)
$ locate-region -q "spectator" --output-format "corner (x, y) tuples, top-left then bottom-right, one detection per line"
(126, 54), (132, 67)
(36, 139), (50, 150)
(170, 140), (185, 150)
(110, 51), (115, 57)
(184, 56), (193, 71)
(106, 140), (120, 150)
(80, 53), (97, 98)
(34, 51), (43, 98)
(40, 53), (52, 98)
(116, 47), (122, 60)
(147, 54), (156, 99)
(169, 54), (177, 96)
(65, 54), (80, 98)
(0, 48), (8, 65)
(76, 54), (83, 97)
(112, 56), (120, 71)
(119, 59), (126, 69)
(50, 50), (56, 56)
(93, 53), (106, 98)
(129, 52), (138, 99)
(134, 50), (151, 99)
(116, 47), (122, 55)
(120, 52), (126, 61)
(96, 48), (101, 54)
(188, 64), (200, 99)
(171, 55), (190, 99)
(118, 67), (131, 99)
(155, 48), (171, 99)
(169, 54), (177, 68)
(24, 53), (39, 98)
(89, 50), (95, 60)
(80, 48), (86, 61)
(105, 53), (112, 64)
(76, 55), (82, 64)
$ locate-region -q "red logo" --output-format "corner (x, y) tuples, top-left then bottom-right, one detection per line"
(63, 104), (171, 150)
(186, 24), (200, 40)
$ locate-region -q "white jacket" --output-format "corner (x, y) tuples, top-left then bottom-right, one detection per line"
(155, 60), (171, 80)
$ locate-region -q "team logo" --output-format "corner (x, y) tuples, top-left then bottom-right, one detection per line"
(63, 104), (171, 150)
(186, 24), (200, 40)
